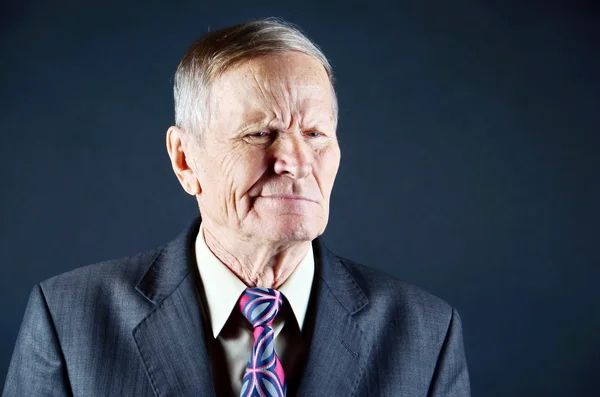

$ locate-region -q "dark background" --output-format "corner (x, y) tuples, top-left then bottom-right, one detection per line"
(1, 0), (598, 395)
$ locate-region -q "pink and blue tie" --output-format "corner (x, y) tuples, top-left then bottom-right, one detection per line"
(238, 287), (287, 397)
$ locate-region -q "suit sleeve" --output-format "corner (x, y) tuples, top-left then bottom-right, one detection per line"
(2, 284), (73, 397)
(427, 308), (471, 397)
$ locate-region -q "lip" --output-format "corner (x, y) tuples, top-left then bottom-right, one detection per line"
(260, 195), (316, 203)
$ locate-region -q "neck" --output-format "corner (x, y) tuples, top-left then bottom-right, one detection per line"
(201, 222), (311, 289)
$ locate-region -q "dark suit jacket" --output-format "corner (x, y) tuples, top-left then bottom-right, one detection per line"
(3, 219), (470, 396)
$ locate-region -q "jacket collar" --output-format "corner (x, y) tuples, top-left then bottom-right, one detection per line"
(312, 236), (368, 315)
(134, 217), (368, 314)
(133, 217), (371, 397)
(134, 219), (199, 304)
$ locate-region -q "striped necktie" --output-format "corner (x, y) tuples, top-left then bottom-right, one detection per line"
(238, 287), (287, 397)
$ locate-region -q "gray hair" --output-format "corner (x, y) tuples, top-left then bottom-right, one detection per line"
(173, 18), (338, 141)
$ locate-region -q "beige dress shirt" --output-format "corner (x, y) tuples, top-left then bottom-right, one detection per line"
(194, 223), (315, 396)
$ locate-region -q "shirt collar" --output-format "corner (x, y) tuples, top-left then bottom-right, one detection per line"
(195, 223), (315, 338)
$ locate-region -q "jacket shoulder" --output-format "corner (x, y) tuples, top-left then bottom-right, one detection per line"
(336, 256), (454, 321)
(37, 246), (165, 318)
(331, 256), (470, 395)
(40, 246), (162, 291)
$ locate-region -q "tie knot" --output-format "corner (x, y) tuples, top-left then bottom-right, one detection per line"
(238, 287), (283, 328)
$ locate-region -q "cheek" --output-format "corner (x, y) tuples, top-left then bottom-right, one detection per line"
(198, 148), (243, 202)
(313, 145), (341, 200)
(320, 146), (341, 184)
(227, 148), (270, 192)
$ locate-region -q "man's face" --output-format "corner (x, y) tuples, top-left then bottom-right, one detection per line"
(192, 52), (340, 244)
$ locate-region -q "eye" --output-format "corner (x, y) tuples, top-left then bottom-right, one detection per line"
(306, 131), (324, 138)
(243, 130), (276, 145)
(245, 130), (273, 140)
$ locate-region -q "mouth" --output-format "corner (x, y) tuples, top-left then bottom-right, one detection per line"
(259, 195), (317, 203)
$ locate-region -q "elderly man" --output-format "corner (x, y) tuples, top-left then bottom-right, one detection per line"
(3, 19), (470, 397)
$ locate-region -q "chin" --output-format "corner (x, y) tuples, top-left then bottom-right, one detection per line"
(261, 217), (322, 243)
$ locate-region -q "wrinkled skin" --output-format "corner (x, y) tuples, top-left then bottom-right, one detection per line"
(167, 52), (340, 287)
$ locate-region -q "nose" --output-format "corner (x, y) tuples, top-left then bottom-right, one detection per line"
(272, 133), (313, 179)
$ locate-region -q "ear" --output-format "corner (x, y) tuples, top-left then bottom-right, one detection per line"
(166, 126), (201, 196)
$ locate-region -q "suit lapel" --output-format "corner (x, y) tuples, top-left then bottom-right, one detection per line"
(130, 218), (372, 396)
(296, 238), (371, 396)
(132, 221), (216, 397)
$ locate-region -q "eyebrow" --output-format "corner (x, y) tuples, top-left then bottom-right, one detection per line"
(235, 111), (272, 132)
(235, 108), (334, 135)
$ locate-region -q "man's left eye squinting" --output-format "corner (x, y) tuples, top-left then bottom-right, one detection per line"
(306, 131), (323, 138)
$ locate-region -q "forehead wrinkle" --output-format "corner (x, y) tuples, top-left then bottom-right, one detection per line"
(280, 64), (333, 130)
(238, 111), (273, 132)
(260, 74), (294, 129)
(265, 77), (328, 132)
(241, 62), (287, 129)
(213, 72), (271, 134)
(214, 53), (334, 134)
(278, 71), (305, 130)
(294, 95), (333, 129)
(249, 58), (313, 131)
